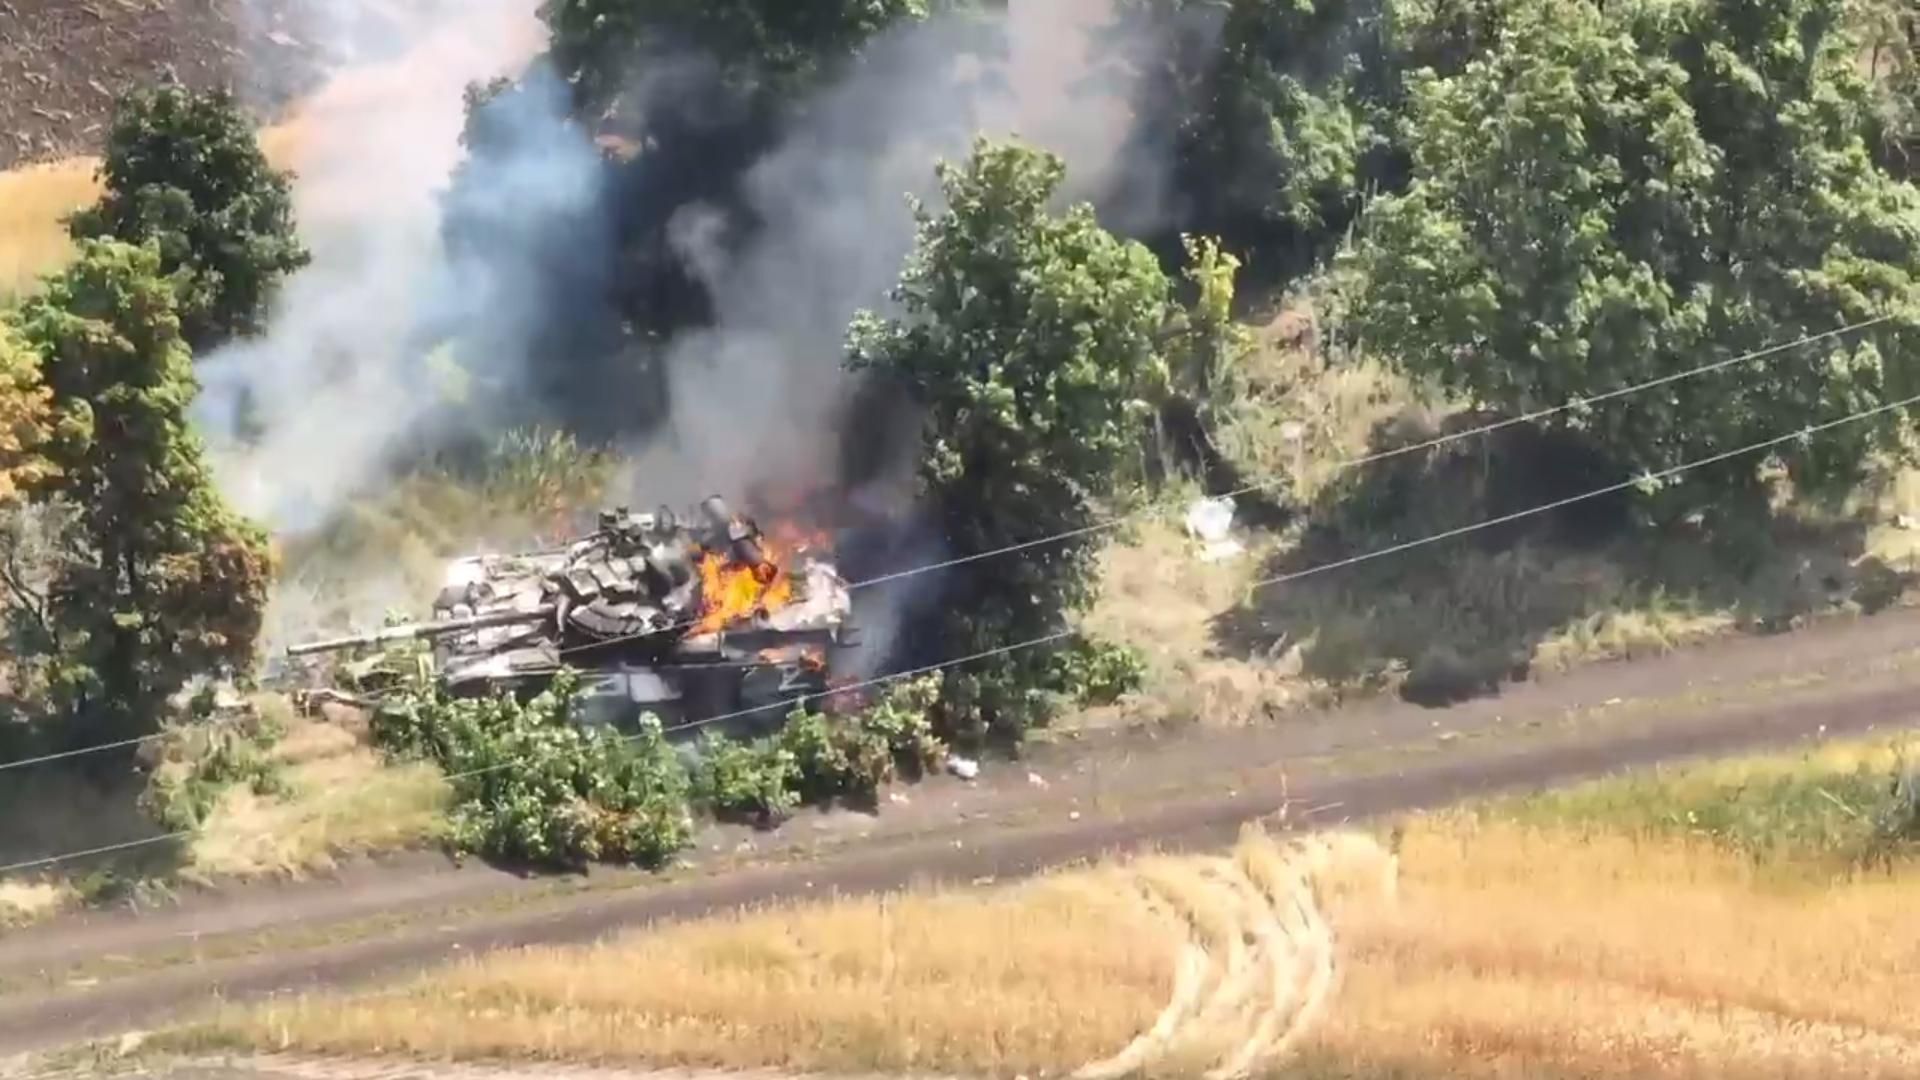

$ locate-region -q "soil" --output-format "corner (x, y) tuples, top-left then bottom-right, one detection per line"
(4, 605), (1920, 1067)
(0, 0), (469, 168)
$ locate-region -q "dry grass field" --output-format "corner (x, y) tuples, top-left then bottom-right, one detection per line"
(0, 158), (98, 300)
(0, 126), (306, 300)
(180, 863), (1186, 1076)
(183, 712), (450, 882)
(163, 736), (1920, 1080)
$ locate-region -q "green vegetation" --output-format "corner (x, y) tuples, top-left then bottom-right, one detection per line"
(371, 672), (693, 869)
(847, 139), (1177, 743)
(690, 682), (945, 825)
(1342, 0), (1920, 515)
(7, 240), (272, 750)
(5, 0), (1920, 891)
(139, 689), (288, 833)
(544, 0), (941, 112)
(369, 668), (947, 867)
(1483, 736), (1920, 865)
(67, 85), (308, 349)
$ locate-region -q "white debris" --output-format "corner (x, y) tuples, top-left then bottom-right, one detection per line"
(1027, 771), (1049, 789)
(947, 755), (980, 781)
(1184, 496), (1244, 562)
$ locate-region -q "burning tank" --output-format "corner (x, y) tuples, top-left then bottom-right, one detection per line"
(286, 496), (857, 739)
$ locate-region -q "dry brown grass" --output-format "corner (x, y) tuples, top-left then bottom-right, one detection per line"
(180, 864), (1182, 1075)
(184, 713), (449, 882)
(0, 126), (303, 302)
(0, 878), (78, 927)
(165, 739), (1920, 1080)
(0, 159), (98, 300)
(1303, 819), (1920, 1079)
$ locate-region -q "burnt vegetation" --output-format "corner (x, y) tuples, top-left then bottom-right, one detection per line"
(0, 0), (1918, 874)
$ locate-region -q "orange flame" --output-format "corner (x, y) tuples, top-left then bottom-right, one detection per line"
(693, 530), (797, 635)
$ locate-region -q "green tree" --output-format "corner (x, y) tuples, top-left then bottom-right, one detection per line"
(1107, 0), (1531, 276)
(68, 85), (309, 350)
(1341, 0), (1920, 515)
(1860, 0), (1918, 177)
(542, 0), (943, 115)
(1112, 0), (1390, 271)
(847, 139), (1171, 742)
(0, 321), (51, 508)
(13, 240), (273, 748)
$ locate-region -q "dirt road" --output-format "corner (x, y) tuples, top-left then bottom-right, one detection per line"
(5, 605), (1920, 1063)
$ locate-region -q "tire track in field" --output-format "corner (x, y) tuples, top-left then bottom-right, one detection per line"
(1075, 829), (1396, 1080)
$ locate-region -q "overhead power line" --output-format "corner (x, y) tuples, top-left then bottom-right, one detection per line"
(5, 378), (1917, 877)
(0, 313), (1894, 779)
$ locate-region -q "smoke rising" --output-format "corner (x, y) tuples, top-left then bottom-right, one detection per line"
(613, 0), (1173, 510)
(210, 0), (1182, 656)
(196, 0), (571, 535)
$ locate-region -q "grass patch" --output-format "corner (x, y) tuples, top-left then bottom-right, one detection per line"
(1306, 816), (1920, 1079)
(0, 878), (78, 927)
(1479, 734), (1920, 865)
(153, 738), (1920, 1079)
(184, 731), (450, 881)
(0, 158), (98, 301)
(167, 864), (1178, 1075)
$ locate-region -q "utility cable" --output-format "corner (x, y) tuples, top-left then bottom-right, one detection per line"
(454, 385), (1920, 777)
(0, 313), (1894, 778)
(6, 380), (1918, 875)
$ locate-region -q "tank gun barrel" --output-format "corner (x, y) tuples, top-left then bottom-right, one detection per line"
(286, 604), (559, 658)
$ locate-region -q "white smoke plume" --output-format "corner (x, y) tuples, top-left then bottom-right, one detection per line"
(196, 0), (560, 534)
(613, 0), (1173, 512)
(207, 0), (1181, 656)
(604, 0), (1175, 676)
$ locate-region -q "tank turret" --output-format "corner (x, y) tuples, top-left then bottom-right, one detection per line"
(288, 496), (858, 738)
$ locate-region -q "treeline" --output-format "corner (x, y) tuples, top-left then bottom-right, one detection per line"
(0, 87), (304, 758)
(3, 0), (1918, 869)
(503, 0), (1920, 735)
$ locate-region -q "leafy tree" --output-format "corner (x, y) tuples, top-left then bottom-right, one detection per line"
(847, 139), (1172, 742)
(1341, 0), (1920, 516)
(0, 321), (52, 508)
(1106, 0), (1526, 276)
(542, 0), (942, 115)
(1110, 0), (1391, 273)
(68, 85), (309, 350)
(1859, 0), (1918, 177)
(12, 240), (273, 747)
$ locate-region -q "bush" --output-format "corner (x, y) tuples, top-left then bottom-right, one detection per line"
(1048, 636), (1148, 707)
(139, 686), (287, 832)
(372, 672), (692, 869)
(780, 675), (946, 805)
(371, 669), (948, 867)
(690, 732), (801, 826)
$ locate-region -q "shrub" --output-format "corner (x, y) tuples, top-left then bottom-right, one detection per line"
(690, 732), (801, 826)
(139, 686), (287, 832)
(1048, 636), (1148, 707)
(372, 672), (692, 870)
(780, 682), (945, 805)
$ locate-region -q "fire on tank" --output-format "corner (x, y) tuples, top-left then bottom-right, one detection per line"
(285, 496), (859, 740)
